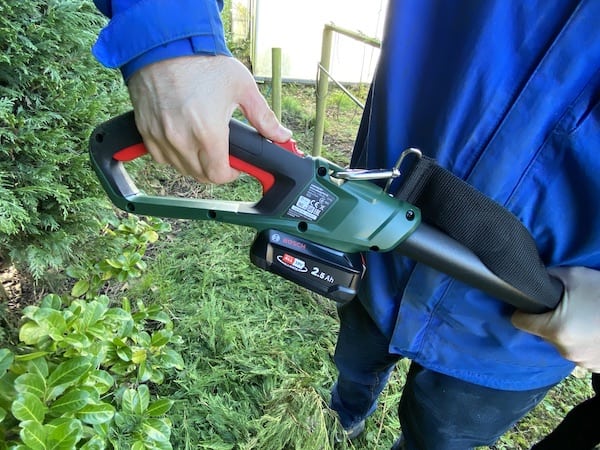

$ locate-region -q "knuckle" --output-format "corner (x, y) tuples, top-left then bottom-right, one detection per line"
(161, 119), (187, 150)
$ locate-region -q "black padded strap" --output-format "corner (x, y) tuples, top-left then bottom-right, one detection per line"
(396, 156), (562, 308)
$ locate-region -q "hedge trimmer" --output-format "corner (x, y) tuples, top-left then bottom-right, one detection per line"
(90, 111), (562, 313)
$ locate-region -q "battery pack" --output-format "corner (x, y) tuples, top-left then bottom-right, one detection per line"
(250, 229), (365, 304)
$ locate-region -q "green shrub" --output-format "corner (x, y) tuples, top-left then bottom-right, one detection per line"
(0, 215), (183, 449)
(0, 0), (129, 278)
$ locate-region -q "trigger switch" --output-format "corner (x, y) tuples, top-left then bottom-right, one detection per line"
(276, 139), (304, 157)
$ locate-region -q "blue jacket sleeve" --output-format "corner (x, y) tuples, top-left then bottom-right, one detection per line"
(92, 0), (231, 80)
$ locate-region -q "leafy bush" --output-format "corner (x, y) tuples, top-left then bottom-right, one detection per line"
(0, 215), (183, 449)
(67, 215), (171, 300)
(0, 0), (129, 278)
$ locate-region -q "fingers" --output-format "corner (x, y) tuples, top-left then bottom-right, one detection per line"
(512, 266), (600, 371)
(127, 55), (290, 184)
(511, 309), (557, 340)
(238, 86), (292, 144)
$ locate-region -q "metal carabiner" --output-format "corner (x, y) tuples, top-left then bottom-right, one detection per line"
(331, 167), (401, 181)
(384, 148), (422, 193)
(331, 147), (423, 192)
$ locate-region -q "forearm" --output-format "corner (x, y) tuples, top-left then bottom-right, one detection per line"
(92, 0), (231, 80)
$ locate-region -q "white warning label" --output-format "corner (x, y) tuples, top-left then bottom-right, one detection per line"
(285, 183), (336, 221)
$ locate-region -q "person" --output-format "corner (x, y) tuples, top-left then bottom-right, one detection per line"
(92, 1), (600, 448)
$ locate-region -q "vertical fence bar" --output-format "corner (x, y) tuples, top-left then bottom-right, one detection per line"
(271, 47), (282, 121)
(313, 26), (334, 156)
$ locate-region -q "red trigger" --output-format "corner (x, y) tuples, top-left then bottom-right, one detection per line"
(276, 139), (304, 156)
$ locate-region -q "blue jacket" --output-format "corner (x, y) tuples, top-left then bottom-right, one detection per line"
(93, 0), (230, 80)
(93, 1), (600, 390)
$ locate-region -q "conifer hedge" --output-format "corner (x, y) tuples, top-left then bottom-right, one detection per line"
(0, 1), (129, 278)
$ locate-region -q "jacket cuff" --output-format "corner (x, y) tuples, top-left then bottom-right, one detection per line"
(119, 36), (231, 81)
(92, 0), (230, 72)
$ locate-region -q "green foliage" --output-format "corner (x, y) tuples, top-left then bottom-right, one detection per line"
(67, 216), (170, 299)
(0, 216), (182, 449)
(0, 0), (129, 278)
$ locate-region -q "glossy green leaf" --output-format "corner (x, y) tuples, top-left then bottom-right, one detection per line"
(62, 333), (91, 350)
(19, 420), (47, 450)
(142, 418), (171, 442)
(14, 351), (51, 362)
(0, 349), (13, 376)
(131, 348), (147, 365)
(146, 399), (174, 417)
(14, 372), (46, 398)
(19, 322), (50, 346)
(131, 441), (145, 450)
(87, 370), (114, 395)
(135, 332), (152, 347)
(34, 309), (67, 337)
(12, 392), (46, 423)
(70, 279), (90, 298)
(0, 371), (17, 401)
(47, 357), (92, 389)
(149, 368), (164, 385)
(122, 385), (148, 416)
(138, 361), (152, 383)
(138, 384), (150, 413)
(116, 346), (132, 362)
(81, 301), (108, 329)
(79, 436), (106, 450)
(160, 349), (184, 370)
(50, 389), (90, 414)
(150, 330), (172, 348)
(77, 402), (115, 425)
(92, 421), (110, 438)
(46, 418), (83, 449)
(39, 294), (62, 310)
(140, 230), (159, 243)
(26, 357), (49, 378)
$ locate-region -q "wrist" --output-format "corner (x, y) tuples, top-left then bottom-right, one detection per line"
(120, 37), (231, 82)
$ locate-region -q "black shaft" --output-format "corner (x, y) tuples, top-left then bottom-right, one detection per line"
(395, 223), (563, 313)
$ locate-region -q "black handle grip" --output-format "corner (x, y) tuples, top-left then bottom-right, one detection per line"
(89, 111), (315, 215)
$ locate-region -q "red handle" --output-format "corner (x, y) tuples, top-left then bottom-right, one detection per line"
(113, 139), (301, 194)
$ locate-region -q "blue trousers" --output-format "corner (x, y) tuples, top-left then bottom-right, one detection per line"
(330, 298), (553, 450)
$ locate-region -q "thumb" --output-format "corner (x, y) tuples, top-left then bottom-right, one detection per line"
(511, 309), (557, 339)
(239, 89), (292, 143)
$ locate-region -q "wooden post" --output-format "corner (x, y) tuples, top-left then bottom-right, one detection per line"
(313, 26), (333, 156)
(271, 47), (282, 121)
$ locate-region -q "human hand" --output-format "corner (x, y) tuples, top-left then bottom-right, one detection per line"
(127, 55), (292, 183)
(512, 266), (600, 372)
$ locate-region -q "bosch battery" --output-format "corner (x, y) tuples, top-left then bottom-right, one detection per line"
(249, 229), (366, 304)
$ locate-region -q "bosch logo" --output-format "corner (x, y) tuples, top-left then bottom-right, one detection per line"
(282, 237), (307, 250)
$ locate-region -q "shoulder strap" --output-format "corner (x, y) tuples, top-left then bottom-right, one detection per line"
(396, 156), (562, 310)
